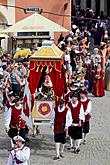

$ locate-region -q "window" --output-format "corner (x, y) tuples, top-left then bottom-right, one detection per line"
(17, 32), (36, 36)
(37, 32), (49, 36)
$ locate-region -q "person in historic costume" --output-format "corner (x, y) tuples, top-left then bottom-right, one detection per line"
(91, 48), (101, 64)
(88, 56), (99, 93)
(84, 55), (91, 81)
(76, 61), (83, 81)
(80, 73), (89, 92)
(83, 36), (90, 54)
(35, 74), (54, 100)
(50, 99), (72, 160)
(64, 48), (72, 83)
(4, 96), (26, 148)
(64, 82), (79, 104)
(99, 42), (107, 71)
(92, 63), (105, 97)
(7, 136), (30, 165)
(68, 92), (85, 153)
(105, 57), (110, 90)
(79, 89), (92, 144)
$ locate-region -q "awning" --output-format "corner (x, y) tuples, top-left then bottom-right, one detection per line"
(0, 13), (69, 33)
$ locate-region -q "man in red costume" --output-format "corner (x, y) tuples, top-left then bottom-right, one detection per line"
(64, 81), (79, 104)
(4, 96), (26, 147)
(50, 99), (72, 160)
(80, 89), (92, 144)
(68, 92), (85, 153)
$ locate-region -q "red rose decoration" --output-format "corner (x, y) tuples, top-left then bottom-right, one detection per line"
(38, 103), (51, 116)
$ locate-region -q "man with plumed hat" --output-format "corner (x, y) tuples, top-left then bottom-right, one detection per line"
(79, 89), (92, 144)
(68, 92), (85, 153)
(7, 135), (30, 165)
(50, 98), (72, 160)
(5, 96), (26, 147)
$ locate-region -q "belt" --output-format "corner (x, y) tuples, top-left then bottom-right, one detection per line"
(16, 160), (23, 164)
(11, 125), (25, 129)
(72, 123), (79, 126)
(15, 158), (23, 164)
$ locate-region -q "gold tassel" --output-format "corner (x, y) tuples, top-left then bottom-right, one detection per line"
(50, 68), (52, 72)
(41, 67), (43, 72)
(36, 66), (39, 72)
(46, 67), (49, 73)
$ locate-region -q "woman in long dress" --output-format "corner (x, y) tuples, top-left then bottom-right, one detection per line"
(35, 74), (54, 100)
(92, 63), (105, 97)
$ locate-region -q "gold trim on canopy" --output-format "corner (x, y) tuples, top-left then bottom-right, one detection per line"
(30, 43), (64, 61)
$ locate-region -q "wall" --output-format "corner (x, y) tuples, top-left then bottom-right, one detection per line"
(15, 0), (71, 43)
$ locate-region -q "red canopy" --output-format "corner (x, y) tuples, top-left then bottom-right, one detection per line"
(29, 42), (67, 102)
(29, 59), (66, 99)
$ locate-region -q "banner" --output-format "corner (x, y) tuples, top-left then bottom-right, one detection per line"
(21, 83), (33, 129)
(32, 100), (55, 121)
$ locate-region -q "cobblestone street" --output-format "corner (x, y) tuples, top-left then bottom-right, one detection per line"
(0, 92), (110, 165)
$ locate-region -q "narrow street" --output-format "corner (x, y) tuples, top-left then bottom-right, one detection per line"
(0, 91), (110, 165)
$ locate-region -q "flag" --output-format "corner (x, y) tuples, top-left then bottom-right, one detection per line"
(21, 83), (33, 129)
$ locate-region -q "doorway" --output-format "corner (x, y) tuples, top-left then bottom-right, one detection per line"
(107, 0), (110, 16)
(95, 0), (100, 17)
(86, 0), (91, 9)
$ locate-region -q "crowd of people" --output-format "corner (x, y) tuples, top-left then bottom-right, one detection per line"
(49, 17), (110, 159)
(0, 54), (31, 164)
(0, 14), (110, 163)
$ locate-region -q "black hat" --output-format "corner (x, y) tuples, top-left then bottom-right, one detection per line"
(59, 99), (65, 104)
(13, 96), (21, 103)
(79, 89), (88, 95)
(70, 81), (79, 87)
(8, 91), (14, 96)
(71, 92), (78, 98)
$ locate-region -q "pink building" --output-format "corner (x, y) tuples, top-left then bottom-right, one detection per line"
(15, 0), (71, 42)
(0, 0), (71, 50)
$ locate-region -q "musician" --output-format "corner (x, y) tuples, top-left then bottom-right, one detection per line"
(7, 136), (30, 165)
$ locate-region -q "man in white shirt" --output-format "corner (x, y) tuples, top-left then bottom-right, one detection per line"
(7, 136), (30, 165)
(68, 92), (85, 153)
(50, 99), (72, 160)
(80, 89), (92, 144)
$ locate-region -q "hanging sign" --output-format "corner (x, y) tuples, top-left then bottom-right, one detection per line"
(24, 7), (42, 14)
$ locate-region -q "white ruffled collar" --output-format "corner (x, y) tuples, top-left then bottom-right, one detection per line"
(80, 97), (87, 102)
(15, 104), (22, 110)
(58, 105), (65, 112)
(71, 100), (78, 107)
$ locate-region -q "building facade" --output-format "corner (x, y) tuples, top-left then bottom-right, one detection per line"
(72, 0), (110, 17)
(0, 0), (71, 52)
